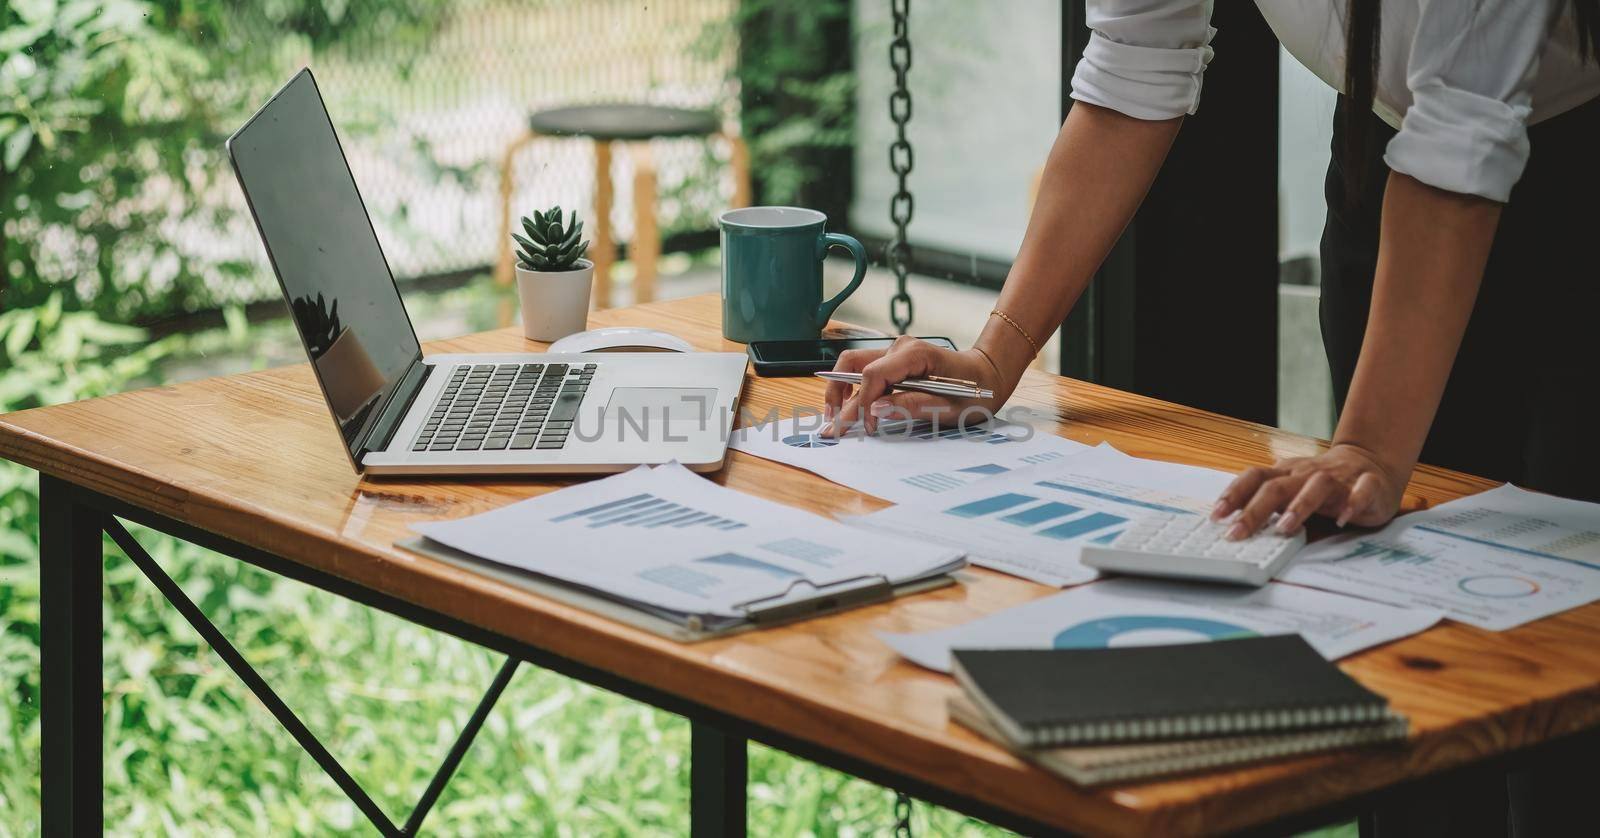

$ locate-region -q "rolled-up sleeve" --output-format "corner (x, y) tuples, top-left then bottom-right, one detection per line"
(1070, 0), (1216, 120)
(1384, 0), (1562, 202)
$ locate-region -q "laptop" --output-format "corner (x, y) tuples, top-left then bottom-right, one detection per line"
(227, 69), (746, 476)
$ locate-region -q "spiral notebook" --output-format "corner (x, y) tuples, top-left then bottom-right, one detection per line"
(948, 695), (1408, 786)
(950, 635), (1392, 748)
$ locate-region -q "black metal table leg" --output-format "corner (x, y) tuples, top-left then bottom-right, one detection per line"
(39, 476), (104, 835)
(691, 721), (747, 837)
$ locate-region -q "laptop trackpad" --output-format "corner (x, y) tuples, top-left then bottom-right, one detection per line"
(603, 387), (717, 424)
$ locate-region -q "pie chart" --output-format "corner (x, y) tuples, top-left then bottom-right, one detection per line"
(1457, 575), (1540, 598)
(781, 433), (837, 449)
(1053, 615), (1258, 648)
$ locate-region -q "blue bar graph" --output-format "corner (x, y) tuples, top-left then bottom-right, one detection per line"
(901, 472), (965, 492)
(646, 510), (702, 528)
(602, 504), (680, 527)
(1034, 480), (1192, 515)
(552, 493), (747, 531)
(1038, 512), (1126, 540)
(760, 538), (843, 566)
(631, 504), (686, 526)
(638, 565), (720, 597)
(999, 502), (1081, 527)
(589, 498), (667, 525)
(695, 553), (800, 579)
(945, 493), (1037, 518)
(550, 493), (652, 522)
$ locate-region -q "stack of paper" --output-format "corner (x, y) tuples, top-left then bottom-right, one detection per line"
(846, 444), (1233, 587)
(730, 416), (1087, 504)
(1282, 484), (1600, 630)
(879, 577), (1441, 672)
(411, 462), (965, 631)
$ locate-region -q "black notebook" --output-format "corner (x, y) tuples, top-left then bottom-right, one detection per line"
(950, 635), (1392, 748)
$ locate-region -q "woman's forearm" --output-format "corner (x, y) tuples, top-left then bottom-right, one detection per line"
(1333, 172), (1502, 478)
(975, 102), (1183, 383)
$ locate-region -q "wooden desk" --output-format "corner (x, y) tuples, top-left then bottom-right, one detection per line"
(7, 294), (1600, 836)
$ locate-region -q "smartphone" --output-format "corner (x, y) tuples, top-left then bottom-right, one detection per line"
(746, 336), (958, 376)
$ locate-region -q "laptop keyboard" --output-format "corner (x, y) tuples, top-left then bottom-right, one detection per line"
(411, 362), (596, 453)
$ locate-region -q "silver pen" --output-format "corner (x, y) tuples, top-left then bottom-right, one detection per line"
(814, 371), (994, 400)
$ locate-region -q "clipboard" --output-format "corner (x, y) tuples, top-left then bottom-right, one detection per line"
(396, 536), (959, 643)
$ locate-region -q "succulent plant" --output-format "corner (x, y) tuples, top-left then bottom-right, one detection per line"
(514, 205), (590, 271)
(291, 292), (343, 359)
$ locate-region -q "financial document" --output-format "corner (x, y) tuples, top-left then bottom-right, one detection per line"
(411, 462), (964, 625)
(880, 577), (1442, 672)
(729, 415), (1087, 503)
(1281, 484), (1600, 630)
(847, 444), (1234, 586)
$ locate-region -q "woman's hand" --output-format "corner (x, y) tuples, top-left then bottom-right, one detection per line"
(821, 336), (1010, 436)
(1211, 443), (1407, 539)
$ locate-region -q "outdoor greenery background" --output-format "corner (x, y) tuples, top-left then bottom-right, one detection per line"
(0, 0), (1001, 834)
(1, 2), (1356, 835)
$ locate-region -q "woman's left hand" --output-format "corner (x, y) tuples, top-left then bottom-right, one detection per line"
(1211, 443), (1408, 539)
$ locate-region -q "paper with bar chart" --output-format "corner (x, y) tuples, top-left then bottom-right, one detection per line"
(879, 577), (1441, 672)
(411, 462), (964, 622)
(729, 415), (1087, 503)
(1281, 484), (1600, 630)
(847, 445), (1235, 586)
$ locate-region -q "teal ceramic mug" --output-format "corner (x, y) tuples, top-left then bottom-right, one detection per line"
(719, 206), (868, 342)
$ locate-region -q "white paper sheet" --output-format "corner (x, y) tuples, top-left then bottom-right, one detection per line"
(879, 577), (1442, 672)
(729, 415), (1088, 503)
(1280, 484), (1600, 631)
(846, 444), (1234, 586)
(412, 462), (964, 619)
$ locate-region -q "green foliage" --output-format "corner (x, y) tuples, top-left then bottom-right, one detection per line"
(0, 293), (184, 411)
(514, 206), (590, 272)
(699, 0), (855, 210)
(0, 0), (452, 322)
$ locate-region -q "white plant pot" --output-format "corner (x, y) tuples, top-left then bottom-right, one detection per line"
(516, 259), (594, 343)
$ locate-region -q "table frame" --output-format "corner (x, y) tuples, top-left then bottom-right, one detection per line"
(40, 475), (1078, 836)
(38, 474), (1600, 835)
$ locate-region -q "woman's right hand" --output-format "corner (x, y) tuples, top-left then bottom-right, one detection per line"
(821, 336), (1013, 437)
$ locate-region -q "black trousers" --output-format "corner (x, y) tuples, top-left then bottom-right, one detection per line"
(1322, 97), (1600, 837)
(1321, 96), (1600, 503)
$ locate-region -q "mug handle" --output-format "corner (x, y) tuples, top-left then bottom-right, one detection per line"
(814, 232), (868, 330)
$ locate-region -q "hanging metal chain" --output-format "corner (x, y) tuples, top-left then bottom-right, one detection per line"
(888, 7), (919, 820)
(887, 0), (915, 334)
(894, 788), (915, 838)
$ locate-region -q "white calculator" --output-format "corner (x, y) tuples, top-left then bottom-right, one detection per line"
(1080, 512), (1305, 586)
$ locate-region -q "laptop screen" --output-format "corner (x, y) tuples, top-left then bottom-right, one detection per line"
(228, 69), (422, 463)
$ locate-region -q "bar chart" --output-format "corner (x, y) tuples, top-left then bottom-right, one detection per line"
(898, 462), (1014, 494)
(550, 492), (748, 530)
(941, 492), (1130, 542)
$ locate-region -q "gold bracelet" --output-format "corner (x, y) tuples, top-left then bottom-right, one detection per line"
(990, 309), (1040, 356)
(971, 344), (1003, 384)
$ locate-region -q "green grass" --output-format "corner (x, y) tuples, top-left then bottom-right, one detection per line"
(1, 497), (1013, 835)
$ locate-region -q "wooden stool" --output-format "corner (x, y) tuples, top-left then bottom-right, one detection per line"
(496, 104), (751, 311)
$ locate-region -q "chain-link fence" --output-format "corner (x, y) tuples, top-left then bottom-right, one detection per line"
(316, 0), (739, 281)
(161, 0), (739, 311)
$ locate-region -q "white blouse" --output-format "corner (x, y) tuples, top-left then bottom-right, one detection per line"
(1071, 0), (1600, 202)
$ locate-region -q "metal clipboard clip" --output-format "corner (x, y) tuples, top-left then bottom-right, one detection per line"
(731, 573), (895, 624)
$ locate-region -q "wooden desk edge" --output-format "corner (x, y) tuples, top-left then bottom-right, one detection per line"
(5, 295), (1591, 837)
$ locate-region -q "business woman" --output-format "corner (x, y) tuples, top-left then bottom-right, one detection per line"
(825, 0), (1599, 530)
(825, 3), (1599, 833)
